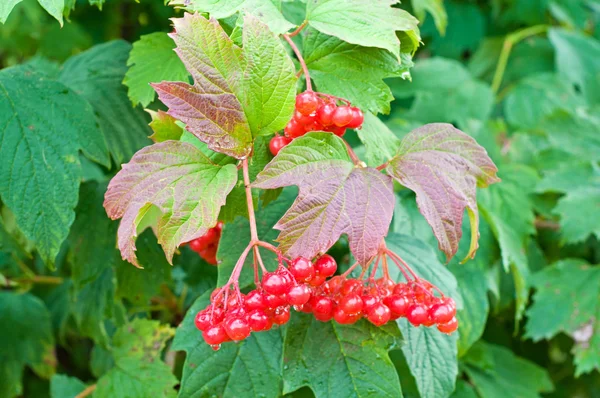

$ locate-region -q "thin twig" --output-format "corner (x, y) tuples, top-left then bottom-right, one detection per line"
(75, 384), (96, 398)
(282, 34), (312, 91)
(287, 20), (308, 37)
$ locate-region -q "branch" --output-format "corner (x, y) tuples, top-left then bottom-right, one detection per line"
(287, 20), (307, 37)
(282, 34), (312, 91)
(242, 157), (259, 242)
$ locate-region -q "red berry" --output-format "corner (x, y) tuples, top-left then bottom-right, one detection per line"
(367, 303), (391, 326)
(269, 136), (292, 156)
(313, 309), (334, 322)
(264, 293), (287, 310)
(393, 283), (408, 295)
(429, 302), (453, 324)
(333, 308), (360, 324)
(294, 302), (313, 313)
(294, 110), (317, 126)
(248, 309), (269, 331)
(361, 295), (379, 313)
(316, 103), (336, 126)
(262, 272), (290, 296)
(437, 317), (458, 334)
(384, 295), (409, 317)
(332, 106), (353, 127)
(284, 118), (305, 138)
(406, 303), (429, 326)
(325, 125), (346, 137)
(195, 310), (212, 331)
(314, 254), (337, 277)
(286, 284), (312, 306)
(307, 274), (326, 287)
(444, 297), (457, 313)
(211, 307), (225, 324)
(272, 306), (291, 325)
(245, 290), (266, 311)
(189, 236), (210, 252)
(346, 107), (364, 129)
(340, 279), (362, 296)
(203, 324), (227, 345)
(224, 316), (251, 341)
(311, 296), (334, 317)
(296, 91), (320, 116)
(289, 257), (315, 282)
(338, 294), (363, 314)
(323, 276), (344, 294)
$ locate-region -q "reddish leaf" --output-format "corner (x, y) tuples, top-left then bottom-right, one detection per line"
(386, 123), (499, 262)
(253, 133), (394, 264)
(104, 141), (237, 267)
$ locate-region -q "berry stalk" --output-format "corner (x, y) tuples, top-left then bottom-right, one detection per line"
(282, 33), (312, 91)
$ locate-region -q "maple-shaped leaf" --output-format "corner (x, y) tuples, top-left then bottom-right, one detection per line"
(386, 123), (499, 262)
(253, 133), (394, 265)
(104, 141), (237, 267)
(152, 13), (296, 159)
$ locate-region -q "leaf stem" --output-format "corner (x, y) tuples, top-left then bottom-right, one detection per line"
(242, 158), (259, 242)
(344, 140), (363, 167)
(75, 384), (96, 398)
(376, 161), (389, 171)
(287, 20), (308, 37)
(13, 275), (64, 285)
(282, 34), (312, 91)
(491, 24), (549, 94)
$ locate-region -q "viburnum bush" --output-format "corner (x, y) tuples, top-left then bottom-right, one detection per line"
(2, 0), (600, 397)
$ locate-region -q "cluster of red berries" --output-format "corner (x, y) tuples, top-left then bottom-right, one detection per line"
(194, 254), (458, 349)
(186, 222), (222, 265)
(295, 276), (457, 332)
(270, 91), (365, 156)
(194, 254), (338, 349)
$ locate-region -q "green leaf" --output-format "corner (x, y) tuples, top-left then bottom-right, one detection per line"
(526, 259), (600, 375)
(384, 233), (461, 398)
(0, 65), (109, 267)
(478, 165), (538, 322)
(305, 0), (420, 58)
(302, 27), (413, 115)
(386, 123), (499, 262)
(59, 40), (152, 165)
(412, 0), (448, 35)
(0, 291), (55, 398)
(554, 187), (600, 244)
(283, 313), (402, 397)
(37, 0), (63, 25)
(104, 141), (238, 266)
(0, 0), (22, 24)
(463, 341), (554, 397)
(153, 14), (296, 158)
(50, 375), (86, 398)
(172, 293), (284, 398)
(124, 32), (189, 107)
(549, 28), (600, 105)
(148, 110), (184, 143)
(389, 58), (494, 127)
(253, 133), (395, 265)
(356, 113), (401, 166)
(540, 109), (600, 162)
(116, 230), (173, 305)
(450, 380), (479, 398)
(174, 0), (294, 34)
(95, 319), (177, 398)
(504, 73), (585, 130)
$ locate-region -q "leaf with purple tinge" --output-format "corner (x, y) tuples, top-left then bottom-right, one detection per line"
(104, 141), (237, 267)
(152, 13), (296, 159)
(253, 133), (394, 265)
(386, 123), (499, 262)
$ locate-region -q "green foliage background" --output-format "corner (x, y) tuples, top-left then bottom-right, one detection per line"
(0, 0), (599, 397)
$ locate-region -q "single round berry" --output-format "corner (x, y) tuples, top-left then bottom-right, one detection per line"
(244, 290), (266, 311)
(307, 274), (326, 287)
(296, 91), (320, 116)
(284, 118), (305, 138)
(203, 324), (227, 345)
(384, 295), (409, 317)
(393, 283), (408, 295)
(248, 309), (269, 331)
(346, 107), (364, 129)
(367, 302), (391, 326)
(289, 257), (315, 282)
(444, 297), (457, 313)
(263, 293), (287, 310)
(333, 308), (360, 324)
(332, 106), (353, 127)
(189, 236), (210, 252)
(429, 302), (454, 324)
(294, 302), (313, 313)
(286, 284), (312, 306)
(194, 310), (212, 331)
(340, 279), (362, 296)
(262, 272), (290, 296)
(211, 307), (225, 324)
(338, 294), (363, 315)
(437, 317), (458, 334)
(313, 309), (334, 322)
(314, 254), (337, 277)
(311, 296), (334, 317)
(224, 316), (251, 341)
(272, 306), (291, 325)
(323, 276), (344, 294)
(294, 110), (317, 126)
(361, 295), (379, 313)
(269, 136), (292, 156)
(325, 125), (346, 137)
(316, 103), (336, 126)
(406, 303), (429, 326)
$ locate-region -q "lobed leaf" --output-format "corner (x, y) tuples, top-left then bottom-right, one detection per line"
(305, 0), (420, 59)
(104, 140), (237, 267)
(148, 110), (184, 143)
(152, 13), (296, 158)
(253, 133), (395, 265)
(386, 123), (499, 263)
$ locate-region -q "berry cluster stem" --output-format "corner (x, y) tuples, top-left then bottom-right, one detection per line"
(282, 33), (312, 91)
